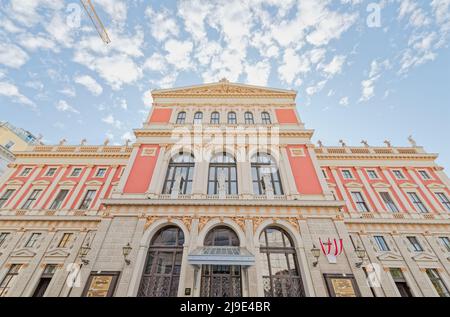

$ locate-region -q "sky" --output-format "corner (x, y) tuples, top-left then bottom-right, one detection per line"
(0, 0), (449, 168)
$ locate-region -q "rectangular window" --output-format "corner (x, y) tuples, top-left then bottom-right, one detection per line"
(58, 233), (73, 248)
(380, 192), (400, 213)
(79, 190), (96, 210)
(20, 168), (32, 177)
(0, 232), (9, 248)
(0, 264), (22, 297)
(21, 189), (42, 209)
(70, 168), (82, 177)
(407, 236), (423, 252)
(322, 169), (328, 179)
(342, 170), (353, 179)
(4, 141), (15, 149)
(418, 170), (431, 180)
(374, 236), (390, 251)
(435, 192), (450, 212)
(426, 269), (450, 297)
(32, 264), (57, 297)
(407, 192), (428, 213)
(96, 168), (107, 178)
(0, 189), (15, 208)
(439, 237), (450, 252)
(45, 168), (57, 177)
(351, 191), (370, 212)
(367, 170), (378, 179)
(25, 233), (41, 248)
(390, 268), (413, 297)
(392, 170), (405, 180)
(49, 190), (69, 210)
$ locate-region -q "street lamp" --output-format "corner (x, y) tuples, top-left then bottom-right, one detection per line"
(355, 245), (366, 268)
(79, 244), (91, 265)
(123, 243), (132, 265)
(311, 245), (321, 267)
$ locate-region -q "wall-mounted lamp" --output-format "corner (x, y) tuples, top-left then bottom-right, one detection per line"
(79, 244), (91, 265)
(123, 243), (132, 265)
(311, 245), (321, 267)
(355, 245), (366, 268)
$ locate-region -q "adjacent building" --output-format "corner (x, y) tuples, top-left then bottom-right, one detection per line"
(0, 122), (41, 177)
(0, 80), (449, 297)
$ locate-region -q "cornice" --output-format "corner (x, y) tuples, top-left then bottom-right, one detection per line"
(102, 198), (345, 208)
(316, 153), (438, 161)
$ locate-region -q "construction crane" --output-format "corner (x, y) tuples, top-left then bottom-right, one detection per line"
(79, 0), (111, 44)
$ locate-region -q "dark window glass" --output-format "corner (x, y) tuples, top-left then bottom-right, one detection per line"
(22, 189), (42, 209)
(407, 192), (428, 213)
(25, 233), (41, 248)
(0, 264), (22, 297)
(244, 112), (254, 124)
(79, 190), (96, 210)
(351, 192), (370, 212)
(138, 227), (184, 297)
(436, 192), (450, 212)
(380, 192), (399, 213)
(0, 232), (9, 247)
(261, 112), (271, 124)
(407, 236), (423, 252)
(0, 189), (15, 208)
(210, 112), (220, 124)
(176, 111), (186, 124)
(426, 269), (450, 297)
(227, 112), (237, 124)
(251, 153), (284, 195)
(162, 153), (195, 195)
(374, 236), (390, 251)
(204, 226), (239, 247)
(207, 153), (238, 195)
(259, 227), (304, 297)
(49, 190), (69, 210)
(193, 112), (203, 124)
(32, 264), (57, 297)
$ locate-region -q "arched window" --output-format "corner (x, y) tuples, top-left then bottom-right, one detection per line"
(162, 153), (195, 195)
(259, 227), (304, 297)
(204, 226), (239, 246)
(208, 153), (238, 195)
(251, 153), (284, 195)
(138, 226), (185, 297)
(227, 112), (237, 124)
(201, 227), (241, 297)
(244, 112), (254, 124)
(261, 112), (271, 124)
(210, 112), (220, 124)
(193, 111), (203, 124)
(176, 111), (186, 124)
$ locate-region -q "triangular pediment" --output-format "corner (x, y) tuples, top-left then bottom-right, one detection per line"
(372, 182), (391, 188)
(45, 249), (70, 257)
(152, 79), (297, 99)
(412, 253), (438, 262)
(344, 182), (364, 188)
(10, 248), (37, 257)
(377, 252), (403, 261)
(399, 183), (419, 188)
(427, 183), (446, 189)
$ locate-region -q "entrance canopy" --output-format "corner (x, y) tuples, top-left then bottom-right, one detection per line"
(188, 247), (255, 266)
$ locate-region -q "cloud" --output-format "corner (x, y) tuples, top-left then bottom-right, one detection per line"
(245, 61), (271, 86)
(360, 59), (390, 102)
(74, 75), (103, 96)
(0, 43), (29, 68)
(339, 96), (349, 106)
(56, 100), (79, 114)
(320, 55), (346, 76)
(164, 39), (193, 70)
(0, 81), (35, 108)
(142, 89), (154, 108)
(146, 6), (180, 41)
(102, 114), (122, 128)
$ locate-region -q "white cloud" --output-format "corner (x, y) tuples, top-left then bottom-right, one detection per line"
(320, 55), (346, 76)
(306, 80), (327, 96)
(164, 39), (193, 70)
(146, 6), (179, 41)
(245, 61), (271, 86)
(119, 99), (128, 110)
(339, 96), (349, 106)
(102, 114), (122, 128)
(56, 100), (79, 114)
(74, 75), (103, 96)
(142, 89), (154, 108)
(0, 81), (35, 108)
(0, 43), (29, 68)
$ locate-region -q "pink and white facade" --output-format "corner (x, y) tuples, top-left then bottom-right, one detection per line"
(0, 80), (449, 297)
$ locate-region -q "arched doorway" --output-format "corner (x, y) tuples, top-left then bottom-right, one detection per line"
(200, 226), (242, 297)
(259, 227), (305, 297)
(138, 226), (184, 297)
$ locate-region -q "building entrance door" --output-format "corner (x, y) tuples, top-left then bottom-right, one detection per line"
(200, 265), (242, 297)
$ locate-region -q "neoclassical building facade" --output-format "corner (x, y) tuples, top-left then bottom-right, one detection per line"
(0, 80), (449, 297)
